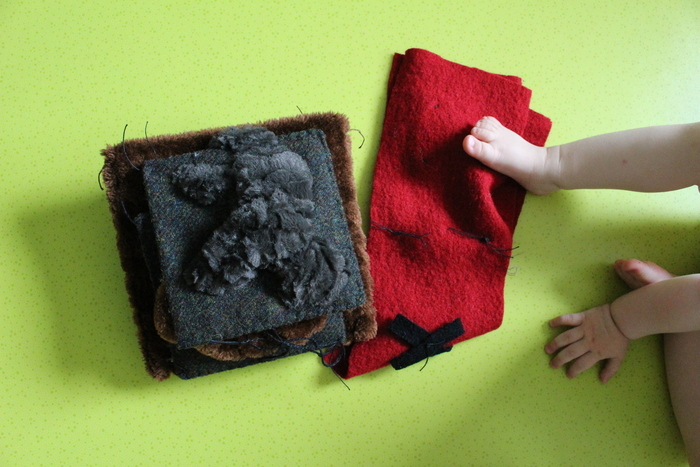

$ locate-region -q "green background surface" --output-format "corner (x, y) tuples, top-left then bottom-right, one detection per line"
(2, 1), (699, 466)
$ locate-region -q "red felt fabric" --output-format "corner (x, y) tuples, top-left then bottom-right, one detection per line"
(337, 49), (552, 378)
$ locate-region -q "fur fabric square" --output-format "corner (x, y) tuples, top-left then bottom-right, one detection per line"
(334, 49), (552, 378)
(101, 113), (376, 380)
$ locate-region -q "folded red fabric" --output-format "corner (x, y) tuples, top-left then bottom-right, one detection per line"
(336, 49), (552, 378)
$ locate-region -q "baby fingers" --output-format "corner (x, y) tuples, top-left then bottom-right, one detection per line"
(549, 340), (589, 369)
(565, 352), (601, 379)
(545, 326), (584, 354)
(549, 312), (584, 328)
(599, 357), (623, 384)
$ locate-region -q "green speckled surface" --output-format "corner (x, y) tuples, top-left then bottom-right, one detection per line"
(1, 1), (699, 465)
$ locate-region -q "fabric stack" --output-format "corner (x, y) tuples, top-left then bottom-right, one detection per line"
(102, 113), (376, 380)
(103, 49), (552, 381)
(332, 49), (552, 377)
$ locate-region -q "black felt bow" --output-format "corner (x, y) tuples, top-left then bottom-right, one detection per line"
(388, 314), (465, 370)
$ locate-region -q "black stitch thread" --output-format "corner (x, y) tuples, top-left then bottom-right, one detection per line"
(419, 343), (442, 371)
(210, 332), (350, 390)
(122, 124), (140, 171)
(370, 221), (431, 246)
(120, 200), (137, 227)
(145, 121), (158, 157)
(448, 227), (518, 258)
(419, 341), (453, 371)
(211, 332), (341, 367)
(348, 128), (366, 149)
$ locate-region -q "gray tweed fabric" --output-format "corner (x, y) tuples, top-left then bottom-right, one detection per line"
(172, 126), (349, 309)
(142, 129), (365, 349)
(134, 207), (347, 379)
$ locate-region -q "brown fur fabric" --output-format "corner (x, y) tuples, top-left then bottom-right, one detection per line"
(101, 113), (376, 380)
(153, 284), (176, 344)
(196, 316), (329, 361)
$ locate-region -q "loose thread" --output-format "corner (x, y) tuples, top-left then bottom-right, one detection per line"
(120, 200), (137, 226)
(420, 340), (454, 371)
(419, 355), (430, 371)
(144, 121), (159, 157)
(333, 371), (351, 390)
(320, 343), (350, 390)
(370, 221), (431, 246)
(448, 227), (519, 258)
(97, 166), (104, 191)
(348, 128), (366, 149)
(122, 124), (140, 171)
(208, 337), (269, 350)
(296, 105), (304, 114)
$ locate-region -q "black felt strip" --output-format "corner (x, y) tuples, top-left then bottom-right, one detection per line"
(388, 314), (465, 370)
(387, 314), (430, 346)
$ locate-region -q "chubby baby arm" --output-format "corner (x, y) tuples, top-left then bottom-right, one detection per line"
(547, 273), (700, 383)
(611, 274), (700, 339)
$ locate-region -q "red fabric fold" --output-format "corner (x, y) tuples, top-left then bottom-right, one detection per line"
(337, 49), (552, 378)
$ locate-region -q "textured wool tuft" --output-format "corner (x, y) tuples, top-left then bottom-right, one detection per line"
(171, 162), (234, 206)
(176, 127), (349, 309)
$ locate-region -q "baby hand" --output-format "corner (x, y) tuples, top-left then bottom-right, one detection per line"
(545, 304), (630, 383)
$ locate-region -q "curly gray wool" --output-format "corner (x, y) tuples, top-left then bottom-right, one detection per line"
(209, 125), (287, 155)
(170, 161), (233, 205)
(175, 126), (348, 308)
(278, 237), (349, 308)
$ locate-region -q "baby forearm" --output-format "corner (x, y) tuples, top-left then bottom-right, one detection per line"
(610, 274), (700, 339)
(550, 122), (700, 192)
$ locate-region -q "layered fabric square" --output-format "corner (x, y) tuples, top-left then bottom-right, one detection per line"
(143, 129), (365, 348)
(101, 113), (376, 380)
(334, 49), (552, 378)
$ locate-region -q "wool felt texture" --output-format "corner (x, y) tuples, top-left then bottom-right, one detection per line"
(143, 129), (364, 349)
(387, 314), (464, 370)
(101, 113), (376, 380)
(334, 49), (552, 378)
